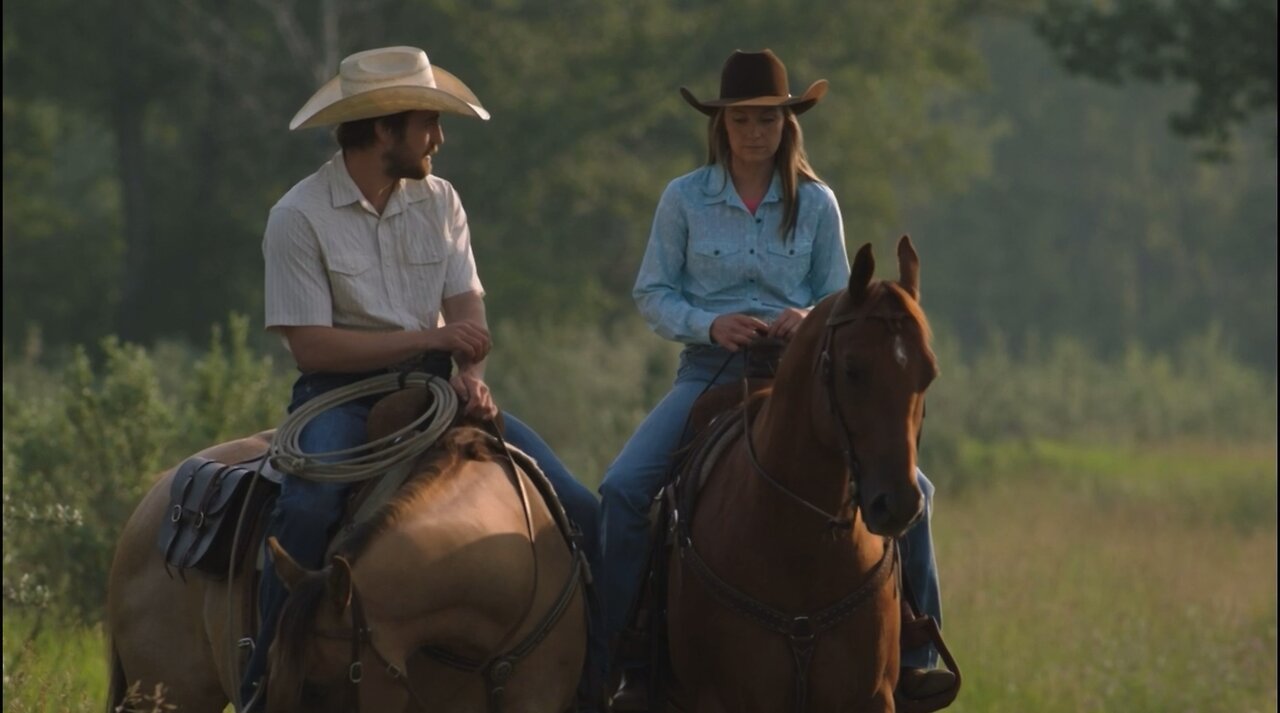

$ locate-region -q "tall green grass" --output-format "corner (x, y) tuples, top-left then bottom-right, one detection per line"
(2, 616), (105, 713)
(937, 444), (1277, 712)
(4, 441), (1273, 712)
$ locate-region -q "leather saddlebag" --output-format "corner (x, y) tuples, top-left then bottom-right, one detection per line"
(156, 456), (277, 578)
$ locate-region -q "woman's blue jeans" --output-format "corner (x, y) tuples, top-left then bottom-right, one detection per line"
(240, 371), (606, 706)
(598, 345), (943, 671)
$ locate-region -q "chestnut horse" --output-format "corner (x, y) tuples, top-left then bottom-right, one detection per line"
(106, 426), (586, 712)
(666, 236), (937, 712)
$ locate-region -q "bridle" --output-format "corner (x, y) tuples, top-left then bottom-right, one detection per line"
(741, 300), (926, 535)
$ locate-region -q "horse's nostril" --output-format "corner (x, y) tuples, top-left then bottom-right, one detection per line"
(867, 492), (892, 527)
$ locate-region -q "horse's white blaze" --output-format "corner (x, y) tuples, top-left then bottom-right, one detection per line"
(894, 334), (908, 368)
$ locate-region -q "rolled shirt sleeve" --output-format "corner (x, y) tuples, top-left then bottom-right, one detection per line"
(442, 186), (485, 300)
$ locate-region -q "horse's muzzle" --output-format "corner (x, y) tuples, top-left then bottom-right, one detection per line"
(862, 485), (924, 538)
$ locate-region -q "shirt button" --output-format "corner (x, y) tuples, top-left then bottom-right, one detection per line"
(790, 249), (795, 255)
(756, 219), (763, 224)
(714, 249), (721, 256)
(749, 249), (755, 255)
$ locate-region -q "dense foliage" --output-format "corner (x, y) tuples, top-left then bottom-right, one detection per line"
(4, 2), (1275, 369)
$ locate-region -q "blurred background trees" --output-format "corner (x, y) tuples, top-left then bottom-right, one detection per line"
(4, 0), (1273, 370)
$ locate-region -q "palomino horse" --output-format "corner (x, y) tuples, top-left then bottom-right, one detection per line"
(106, 425), (586, 712)
(666, 236), (937, 712)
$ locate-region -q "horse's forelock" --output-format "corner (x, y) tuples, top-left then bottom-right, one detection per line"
(268, 571), (328, 711)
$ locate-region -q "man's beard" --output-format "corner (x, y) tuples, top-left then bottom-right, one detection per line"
(383, 141), (434, 180)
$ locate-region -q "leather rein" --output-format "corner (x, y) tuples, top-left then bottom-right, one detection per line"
(311, 437), (586, 713)
(677, 304), (922, 713)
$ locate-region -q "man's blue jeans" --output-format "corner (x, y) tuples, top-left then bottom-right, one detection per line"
(240, 372), (606, 706)
(598, 345), (943, 671)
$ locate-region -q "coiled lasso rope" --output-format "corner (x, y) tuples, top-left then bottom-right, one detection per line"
(268, 371), (458, 483)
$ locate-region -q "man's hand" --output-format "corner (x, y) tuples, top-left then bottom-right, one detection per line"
(427, 322), (491, 362)
(766, 307), (811, 340)
(710, 313), (770, 352)
(450, 371), (498, 420)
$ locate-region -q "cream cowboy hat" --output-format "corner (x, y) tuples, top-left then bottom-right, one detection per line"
(289, 46), (490, 130)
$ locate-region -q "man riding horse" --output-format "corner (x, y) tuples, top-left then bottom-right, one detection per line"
(240, 45), (606, 710)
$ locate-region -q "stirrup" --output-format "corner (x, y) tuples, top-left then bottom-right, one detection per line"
(608, 669), (650, 713)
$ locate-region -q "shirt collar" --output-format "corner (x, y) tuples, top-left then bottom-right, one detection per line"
(699, 163), (783, 209)
(328, 151), (434, 216)
(328, 151), (364, 208)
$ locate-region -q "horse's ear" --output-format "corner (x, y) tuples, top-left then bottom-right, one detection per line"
(848, 243), (875, 306)
(327, 555), (353, 615)
(268, 536), (309, 592)
(897, 235), (920, 301)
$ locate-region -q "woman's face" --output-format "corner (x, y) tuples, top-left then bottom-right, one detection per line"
(724, 106), (785, 166)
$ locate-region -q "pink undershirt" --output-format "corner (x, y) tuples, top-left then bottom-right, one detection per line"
(742, 196), (762, 215)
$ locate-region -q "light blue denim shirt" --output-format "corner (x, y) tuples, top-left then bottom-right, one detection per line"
(633, 163), (851, 344)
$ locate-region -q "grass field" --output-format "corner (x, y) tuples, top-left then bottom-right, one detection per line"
(939, 440), (1277, 713)
(4, 440), (1276, 712)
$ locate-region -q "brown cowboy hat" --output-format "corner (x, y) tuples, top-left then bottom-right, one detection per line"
(680, 49), (828, 117)
(289, 46), (489, 130)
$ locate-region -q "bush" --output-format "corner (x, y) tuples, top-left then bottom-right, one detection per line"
(1, 315), (291, 621)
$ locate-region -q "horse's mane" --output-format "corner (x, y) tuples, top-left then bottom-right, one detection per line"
(336, 425), (500, 560)
(268, 426), (503, 706)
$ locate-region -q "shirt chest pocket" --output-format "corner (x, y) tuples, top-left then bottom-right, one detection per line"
(688, 240), (744, 293)
(765, 234), (816, 288)
(322, 253), (376, 313)
(327, 249), (373, 286)
(401, 239), (444, 266)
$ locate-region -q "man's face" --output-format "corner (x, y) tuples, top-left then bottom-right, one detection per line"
(382, 110), (443, 180)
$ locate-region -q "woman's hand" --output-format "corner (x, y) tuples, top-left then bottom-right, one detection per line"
(711, 313), (769, 352)
(766, 307), (810, 341)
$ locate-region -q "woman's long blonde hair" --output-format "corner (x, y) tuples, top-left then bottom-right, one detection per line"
(706, 107), (822, 240)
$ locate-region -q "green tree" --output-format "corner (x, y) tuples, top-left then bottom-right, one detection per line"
(905, 17), (1277, 369)
(3, 0), (991, 347)
(1034, 0), (1279, 158)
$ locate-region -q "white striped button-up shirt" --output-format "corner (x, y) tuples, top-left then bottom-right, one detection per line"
(263, 152), (483, 332)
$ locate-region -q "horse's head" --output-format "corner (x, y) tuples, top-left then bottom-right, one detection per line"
(264, 538), (422, 713)
(807, 235), (938, 538)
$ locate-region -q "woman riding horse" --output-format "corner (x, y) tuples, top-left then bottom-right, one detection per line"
(598, 49), (953, 709)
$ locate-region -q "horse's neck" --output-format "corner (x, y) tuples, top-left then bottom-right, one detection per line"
(746, 390), (849, 532)
(729, 393), (883, 576)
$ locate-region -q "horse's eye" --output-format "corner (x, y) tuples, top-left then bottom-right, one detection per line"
(844, 364), (863, 382)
